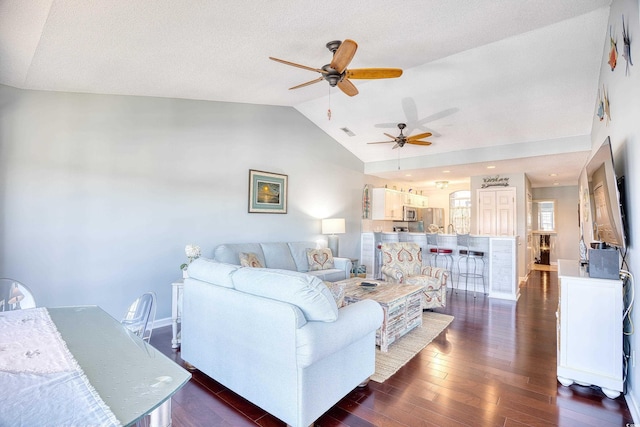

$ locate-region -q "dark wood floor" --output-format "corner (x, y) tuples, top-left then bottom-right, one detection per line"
(151, 270), (634, 426)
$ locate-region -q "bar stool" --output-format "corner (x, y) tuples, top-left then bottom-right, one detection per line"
(426, 233), (454, 281)
(456, 234), (486, 297)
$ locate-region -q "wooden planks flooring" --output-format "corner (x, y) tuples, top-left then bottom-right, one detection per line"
(150, 270), (634, 426)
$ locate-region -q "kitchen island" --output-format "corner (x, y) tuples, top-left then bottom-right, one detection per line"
(361, 232), (519, 300)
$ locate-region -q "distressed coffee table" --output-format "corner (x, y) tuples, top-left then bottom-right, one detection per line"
(335, 277), (423, 352)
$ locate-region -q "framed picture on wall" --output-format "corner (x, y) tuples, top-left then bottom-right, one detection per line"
(248, 169), (288, 214)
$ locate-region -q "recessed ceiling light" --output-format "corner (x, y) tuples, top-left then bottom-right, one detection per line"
(549, 173), (558, 177)
(553, 182), (560, 186)
(442, 170), (450, 173)
(487, 165), (496, 169)
(405, 174), (412, 177)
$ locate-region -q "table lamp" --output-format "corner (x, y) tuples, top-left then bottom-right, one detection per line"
(322, 218), (345, 257)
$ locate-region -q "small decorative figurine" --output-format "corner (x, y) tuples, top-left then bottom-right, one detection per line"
(608, 25), (618, 71)
(622, 14), (633, 75)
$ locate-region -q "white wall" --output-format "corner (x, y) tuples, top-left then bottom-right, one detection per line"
(591, 0), (640, 418)
(0, 85), (365, 320)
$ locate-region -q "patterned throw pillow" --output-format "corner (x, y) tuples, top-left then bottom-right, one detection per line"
(306, 248), (334, 271)
(239, 252), (264, 268)
(324, 281), (346, 308)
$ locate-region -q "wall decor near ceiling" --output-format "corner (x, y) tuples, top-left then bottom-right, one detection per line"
(362, 184), (371, 219)
(596, 86), (611, 125)
(608, 25), (618, 71)
(248, 170), (288, 214)
(622, 14), (633, 75)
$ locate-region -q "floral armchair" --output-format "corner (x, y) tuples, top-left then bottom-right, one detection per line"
(380, 242), (447, 309)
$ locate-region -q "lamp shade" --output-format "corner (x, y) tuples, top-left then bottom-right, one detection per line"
(321, 218), (345, 235)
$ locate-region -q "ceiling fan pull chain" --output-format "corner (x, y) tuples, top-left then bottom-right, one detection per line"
(327, 86), (332, 120)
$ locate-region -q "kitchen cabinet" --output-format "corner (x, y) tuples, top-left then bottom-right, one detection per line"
(404, 193), (428, 208)
(372, 188), (404, 220)
(371, 188), (428, 220)
(556, 259), (623, 399)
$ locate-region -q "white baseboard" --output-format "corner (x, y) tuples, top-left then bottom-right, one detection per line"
(153, 316), (172, 329)
(625, 389), (639, 424)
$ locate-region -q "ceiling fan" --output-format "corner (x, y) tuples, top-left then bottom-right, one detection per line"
(368, 123), (433, 149)
(269, 39), (402, 97)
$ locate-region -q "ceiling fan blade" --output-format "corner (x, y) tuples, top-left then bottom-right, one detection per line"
(407, 140), (433, 146)
(337, 78), (358, 96)
(392, 143), (400, 149)
(330, 39), (358, 73)
(269, 57), (324, 74)
(383, 133), (398, 140)
(289, 77), (324, 90)
(407, 132), (433, 141)
(346, 68), (403, 79)
(367, 141), (395, 144)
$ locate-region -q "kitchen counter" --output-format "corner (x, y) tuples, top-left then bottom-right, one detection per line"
(360, 232), (519, 300)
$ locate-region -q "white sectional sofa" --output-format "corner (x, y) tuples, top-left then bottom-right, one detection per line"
(181, 258), (383, 427)
(213, 241), (352, 282)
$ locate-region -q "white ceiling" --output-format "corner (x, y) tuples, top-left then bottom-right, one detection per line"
(0, 0), (611, 188)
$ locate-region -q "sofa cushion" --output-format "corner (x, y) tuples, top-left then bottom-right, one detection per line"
(287, 242), (317, 272)
(260, 243), (297, 271)
(214, 243), (265, 266)
(306, 248), (334, 271)
(231, 268), (338, 322)
(187, 258), (239, 288)
(239, 252), (264, 268)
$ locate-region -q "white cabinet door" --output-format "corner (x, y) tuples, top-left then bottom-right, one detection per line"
(557, 259), (623, 398)
(477, 188), (516, 235)
(372, 188), (403, 220)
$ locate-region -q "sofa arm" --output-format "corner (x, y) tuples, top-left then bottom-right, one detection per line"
(296, 299), (383, 367)
(333, 257), (352, 278)
(381, 265), (403, 283)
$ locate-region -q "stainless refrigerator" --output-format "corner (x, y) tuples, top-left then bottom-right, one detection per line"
(408, 207), (445, 232)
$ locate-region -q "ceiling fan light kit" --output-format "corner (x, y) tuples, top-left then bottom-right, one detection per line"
(269, 39), (403, 97)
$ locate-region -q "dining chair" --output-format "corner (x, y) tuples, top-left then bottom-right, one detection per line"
(121, 292), (157, 342)
(0, 278), (36, 311)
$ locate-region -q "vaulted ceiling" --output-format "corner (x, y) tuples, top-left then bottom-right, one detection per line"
(0, 0), (612, 188)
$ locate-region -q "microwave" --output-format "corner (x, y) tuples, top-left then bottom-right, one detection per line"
(403, 206), (418, 222)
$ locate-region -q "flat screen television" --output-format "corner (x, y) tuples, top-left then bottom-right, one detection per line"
(583, 137), (627, 250)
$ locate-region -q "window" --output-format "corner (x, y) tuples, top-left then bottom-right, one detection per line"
(537, 201), (555, 231)
(449, 190), (471, 234)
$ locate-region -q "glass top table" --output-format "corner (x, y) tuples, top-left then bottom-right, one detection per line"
(48, 306), (191, 426)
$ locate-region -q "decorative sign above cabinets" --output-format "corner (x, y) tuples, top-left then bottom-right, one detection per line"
(481, 175), (510, 188)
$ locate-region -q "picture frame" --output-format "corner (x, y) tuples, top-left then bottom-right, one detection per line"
(248, 169), (288, 214)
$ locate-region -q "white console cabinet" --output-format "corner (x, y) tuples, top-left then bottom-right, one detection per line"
(557, 259), (623, 398)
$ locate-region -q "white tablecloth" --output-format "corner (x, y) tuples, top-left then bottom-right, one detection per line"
(0, 308), (121, 426)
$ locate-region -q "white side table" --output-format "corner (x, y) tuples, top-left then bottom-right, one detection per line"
(171, 279), (184, 349)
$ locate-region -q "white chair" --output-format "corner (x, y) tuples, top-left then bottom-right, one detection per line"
(121, 292), (157, 342)
(0, 278), (36, 311)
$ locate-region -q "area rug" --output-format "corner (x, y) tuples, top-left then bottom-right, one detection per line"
(371, 312), (454, 383)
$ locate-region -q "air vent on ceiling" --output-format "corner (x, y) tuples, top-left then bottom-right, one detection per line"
(340, 127), (355, 137)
